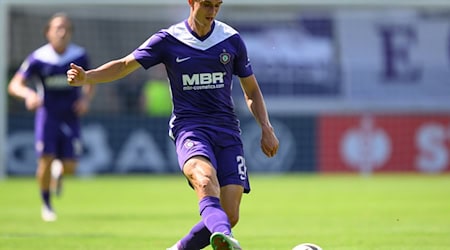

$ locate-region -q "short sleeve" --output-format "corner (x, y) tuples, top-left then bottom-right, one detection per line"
(132, 31), (167, 70)
(233, 34), (253, 78)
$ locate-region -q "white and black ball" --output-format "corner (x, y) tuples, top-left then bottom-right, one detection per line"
(292, 243), (322, 250)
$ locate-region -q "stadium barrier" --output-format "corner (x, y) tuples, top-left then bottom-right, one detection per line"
(7, 114), (450, 176)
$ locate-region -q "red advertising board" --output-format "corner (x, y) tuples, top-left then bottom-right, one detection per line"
(319, 114), (450, 173)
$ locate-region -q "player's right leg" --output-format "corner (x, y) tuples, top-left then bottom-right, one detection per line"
(35, 112), (60, 221)
(36, 155), (57, 222)
(54, 120), (81, 197)
(219, 185), (244, 228)
(169, 221), (211, 249)
(210, 232), (242, 250)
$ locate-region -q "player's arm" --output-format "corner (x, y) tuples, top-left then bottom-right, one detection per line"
(8, 73), (42, 111)
(74, 83), (96, 116)
(239, 74), (272, 129)
(67, 54), (140, 86)
(239, 74), (279, 157)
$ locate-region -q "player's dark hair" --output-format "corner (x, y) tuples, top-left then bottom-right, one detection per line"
(44, 12), (73, 36)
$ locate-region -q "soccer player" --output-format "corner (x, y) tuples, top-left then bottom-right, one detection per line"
(8, 13), (94, 222)
(67, 0), (279, 249)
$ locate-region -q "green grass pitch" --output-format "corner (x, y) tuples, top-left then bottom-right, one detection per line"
(1, 173), (449, 250)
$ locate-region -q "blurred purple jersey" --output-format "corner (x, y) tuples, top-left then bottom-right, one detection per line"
(18, 43), (89, 158)
(19, 43), (89, 118)
(132, 20), (253, 137)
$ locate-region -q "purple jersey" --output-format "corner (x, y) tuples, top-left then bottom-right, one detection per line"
(18, 43), (89, 119)
(132, 20), (253, 138)
(18, 43), (89, 158)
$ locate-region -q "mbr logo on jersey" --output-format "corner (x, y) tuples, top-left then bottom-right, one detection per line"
(182, 72), (226, 91)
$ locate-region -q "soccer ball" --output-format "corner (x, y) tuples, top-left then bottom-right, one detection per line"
(292, 243), (322, 250)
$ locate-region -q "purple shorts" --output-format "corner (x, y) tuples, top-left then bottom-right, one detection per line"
(35, 109), (81, 159)
(175, 127), (250, 193)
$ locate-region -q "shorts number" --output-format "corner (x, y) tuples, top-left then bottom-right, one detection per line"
(236, 155), (247, 180)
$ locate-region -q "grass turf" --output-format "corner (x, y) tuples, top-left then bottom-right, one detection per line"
(0, 173), (449, 250)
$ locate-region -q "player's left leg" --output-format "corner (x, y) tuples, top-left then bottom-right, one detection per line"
(219, 184), (243, 228)
(52, 159), (77, 197)
(210, 184), (244, 250)
(55, 120), (81, 197)
(62, 158), (77, 174)
(209, 137), (248, 250)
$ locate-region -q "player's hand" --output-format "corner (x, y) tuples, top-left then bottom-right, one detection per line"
(73, 97), (90, 116)
(24, 91), (42, 111)
(67, 63), (87, 86)
(261, 125), (279, 158)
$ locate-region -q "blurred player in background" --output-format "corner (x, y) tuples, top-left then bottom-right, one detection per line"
(8, 12), (94, 222)
(67, 0), (278, 248)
